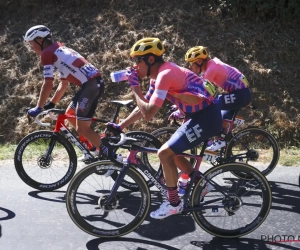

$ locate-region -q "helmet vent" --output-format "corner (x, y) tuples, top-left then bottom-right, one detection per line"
(157, 43), (163, 50)
(144, 45), (152, 51)
(134, 45), (140, 52)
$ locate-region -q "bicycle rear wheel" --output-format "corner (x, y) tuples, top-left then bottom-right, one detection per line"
(14, 130), (77, 191)
(225, 127), (280, 178)
(66, 161), (150, 238)
(191, 163), (272, 238)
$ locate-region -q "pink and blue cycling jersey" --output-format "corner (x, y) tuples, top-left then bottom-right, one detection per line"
(204, 58), (249, 92)
(145, 62), (214, 113)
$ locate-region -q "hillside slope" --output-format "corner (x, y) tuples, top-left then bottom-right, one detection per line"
(0, 0), (300, 147)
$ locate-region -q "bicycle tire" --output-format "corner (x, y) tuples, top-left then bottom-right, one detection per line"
(66, 160), (150, 238)
(111, 131), (163, 191)
(14, 130), (77, 191)
(225, 127), (280, 178)
(151, 127), (198, 165)
(191, 162), (272, 238)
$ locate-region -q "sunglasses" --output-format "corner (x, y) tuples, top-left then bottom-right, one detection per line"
(134, 57), (145, 64)
(189, 59), (198, 66)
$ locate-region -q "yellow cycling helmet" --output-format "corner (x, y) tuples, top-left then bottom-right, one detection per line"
(130, 37), (165, 57)
(185, 46), (209, 63)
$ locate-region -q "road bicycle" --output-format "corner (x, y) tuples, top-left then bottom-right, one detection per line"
(14, 99), (144, 191)
(151, 105), (280, 177)
(65, 129), (272, 238)
(101, 105), (280, 192)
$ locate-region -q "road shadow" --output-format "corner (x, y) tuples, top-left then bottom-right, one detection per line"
(0, 207), (15, 221)
(28, 190), (66, 203)
(0, 207), (15, 239)
(191, 237), (273, 249)
(269, 181), (300, 214)
(190, 237), (300, 249)
(86, 236), (282, 250)
(86, 236), (180, 250)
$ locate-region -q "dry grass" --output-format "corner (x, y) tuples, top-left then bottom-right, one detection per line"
(0, 0), (300, 148)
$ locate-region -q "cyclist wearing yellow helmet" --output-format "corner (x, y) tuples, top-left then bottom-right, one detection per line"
(107, 38), (222, 219)
(185, 46), (252, 151)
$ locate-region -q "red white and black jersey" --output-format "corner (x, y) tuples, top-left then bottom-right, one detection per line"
(41, 42), (100, 86)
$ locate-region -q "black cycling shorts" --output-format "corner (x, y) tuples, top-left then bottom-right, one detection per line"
(69, 76), (104, 121)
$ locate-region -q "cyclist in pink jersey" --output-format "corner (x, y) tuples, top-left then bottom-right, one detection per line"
(185, 46), (252, 150)
(107, 38), (222, 219)
(24, 25), (104, 159)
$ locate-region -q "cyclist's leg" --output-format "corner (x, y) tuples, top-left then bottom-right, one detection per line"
(207, 88), (251, 150)
(169, 103), (222, 173)
(221, 110), (236, 134)
(150, 104), (222, 219)
(150, 144), (184, 219)
(65, 104), (76, 127)
(74, 77), (104, 149)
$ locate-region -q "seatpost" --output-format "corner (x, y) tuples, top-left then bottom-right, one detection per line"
(112, 105), (121, 123)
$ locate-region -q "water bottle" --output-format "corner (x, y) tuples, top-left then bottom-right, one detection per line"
(110, 70), (128, 82)
(201, 182), (213, 198)
(178, 172), (189, 197)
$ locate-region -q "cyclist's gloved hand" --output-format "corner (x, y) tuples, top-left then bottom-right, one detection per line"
(168, 109), (184, 121)
(126, 68), (139, 87)
(27, 106), (44, 117)
(43, 101), (55, 110)
(106, 122), (123, 135)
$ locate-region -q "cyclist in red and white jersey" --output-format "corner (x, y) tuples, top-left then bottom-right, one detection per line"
(185, 46), (252, 151)
(24, 25), (104, 157)
(107, 38), (222, 219)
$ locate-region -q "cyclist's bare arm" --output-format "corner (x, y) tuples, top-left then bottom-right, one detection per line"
(119, 106), (143, 129)
(131, 86), (159, 121)
(37, 78), (53, 108)
(50, 79), (69, 104)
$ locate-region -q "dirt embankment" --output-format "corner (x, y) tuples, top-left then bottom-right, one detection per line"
(0, 0), (299, 147)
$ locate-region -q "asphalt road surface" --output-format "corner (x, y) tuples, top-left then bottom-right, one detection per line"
(1, 161), (300, 250)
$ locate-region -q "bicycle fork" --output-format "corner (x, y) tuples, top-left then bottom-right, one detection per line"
(104, 163), (131, 204)
(39, 134), (59, 167)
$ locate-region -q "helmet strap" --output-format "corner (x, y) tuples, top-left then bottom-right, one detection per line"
(194, 59), (206, 73)
(33, 36), (50, 51)
(142, 55), (154, 77)
(143, 55), (162, 77)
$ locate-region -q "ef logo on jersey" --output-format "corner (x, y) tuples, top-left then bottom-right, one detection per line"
(186, 124), (203, 143)
(224, 94), (236, 104)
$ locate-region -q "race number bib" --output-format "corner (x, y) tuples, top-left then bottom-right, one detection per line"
(240, 75), (250, 87)
(203, 80), (218, 99)
(80, 63), (100, 79)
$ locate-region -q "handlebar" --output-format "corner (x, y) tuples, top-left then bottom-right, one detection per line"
(26, 108), (64, 127)
(101, 132), (138, 148)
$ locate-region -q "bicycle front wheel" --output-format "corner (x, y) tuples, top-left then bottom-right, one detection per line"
(225, 127), (280, 177)
(111, 131), (163, 191)
(191, 162), (272, 238)
(66, 160), (150, 238)
(14, 130), (77, 191)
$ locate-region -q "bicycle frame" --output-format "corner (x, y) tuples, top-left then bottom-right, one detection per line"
(33, 100), (135, 163)
(40, 113), (107, 162)
(104, 139), (230, 212)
